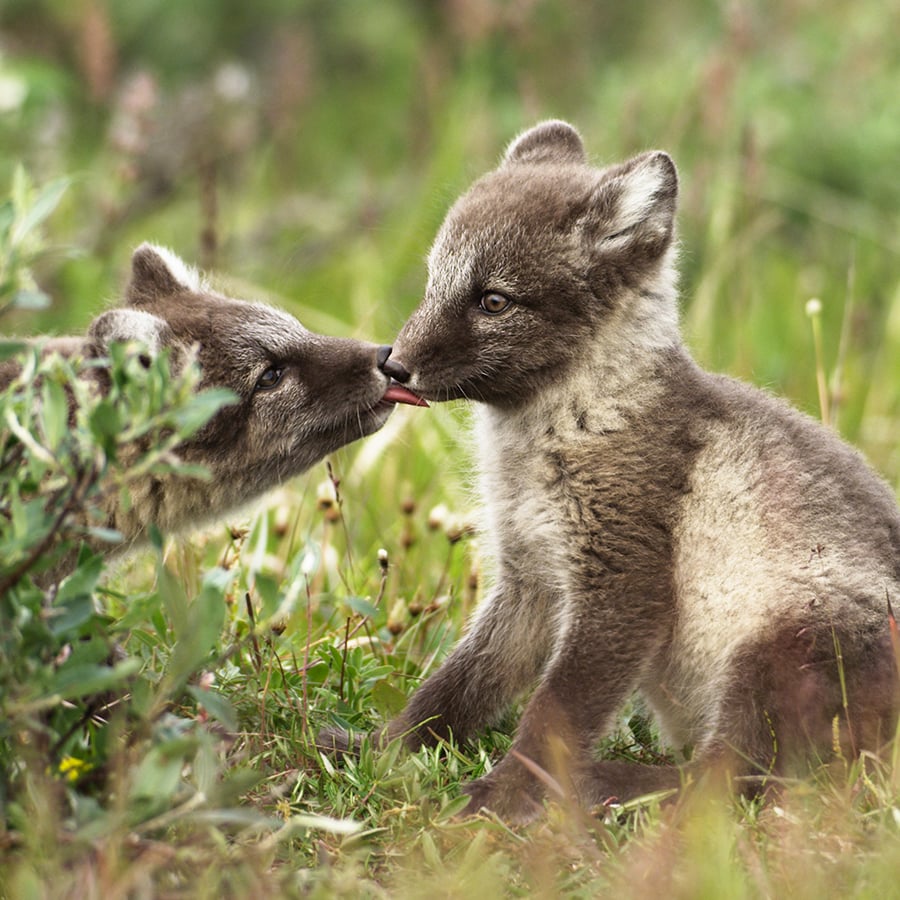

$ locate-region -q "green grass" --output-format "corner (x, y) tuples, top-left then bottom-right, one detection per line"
(2, 0), (900, 896)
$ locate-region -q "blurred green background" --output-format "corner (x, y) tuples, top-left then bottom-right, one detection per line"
(1, 0), (899, 481)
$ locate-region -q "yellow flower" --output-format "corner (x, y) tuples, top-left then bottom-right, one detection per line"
(58, 756), (93, 782)
(275, 798), (292, 822)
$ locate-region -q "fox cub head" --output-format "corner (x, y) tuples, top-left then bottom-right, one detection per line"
(382, 120), (680, 407)
(84, 244), (424, 527)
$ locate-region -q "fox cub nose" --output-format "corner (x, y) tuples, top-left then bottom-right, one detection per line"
(376, 345), (411, 383)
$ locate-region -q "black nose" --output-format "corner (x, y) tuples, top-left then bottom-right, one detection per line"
(376, 345), (411, 383)
(376, 345), (392, 369)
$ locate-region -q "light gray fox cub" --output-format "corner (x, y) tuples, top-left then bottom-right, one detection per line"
(334, 121), (900, 821)
(1, 244), (424, 583)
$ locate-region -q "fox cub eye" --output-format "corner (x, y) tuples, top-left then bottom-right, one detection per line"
(255, 366), (284, 391)
(479, 292), (512, 315)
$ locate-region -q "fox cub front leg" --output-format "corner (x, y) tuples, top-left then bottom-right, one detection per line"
(457, 599), (670, 822)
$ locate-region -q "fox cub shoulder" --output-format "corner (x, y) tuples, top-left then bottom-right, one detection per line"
(2, 244), (424, 583)
(364, 121), (900, 822)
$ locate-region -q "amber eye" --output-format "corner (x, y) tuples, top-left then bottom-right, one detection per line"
(479, 292), (512, 315)
(255, 366), (284, 391)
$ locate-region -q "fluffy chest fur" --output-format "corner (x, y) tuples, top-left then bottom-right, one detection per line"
(473, 351), (692, 622)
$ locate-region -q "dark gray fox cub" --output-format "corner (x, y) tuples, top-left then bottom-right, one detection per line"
(326, 121), (900, 822)
(1, 243), (424, 582)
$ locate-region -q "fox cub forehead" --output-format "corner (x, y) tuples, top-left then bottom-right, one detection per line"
(427, 120), (678, 296)
(452, 120), (675, 217)
(126, 243), (310, 346)
(89, 244), (314, 389)
(433, 120), (677, 246)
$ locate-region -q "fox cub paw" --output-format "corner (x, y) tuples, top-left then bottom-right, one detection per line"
(315, 725), (365, 757)
(459, 773), (545, 825)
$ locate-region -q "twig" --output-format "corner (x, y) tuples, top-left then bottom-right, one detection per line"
(0, 462), (97, 596)
(244, 591), (263, 672)
(829, 251), (856, 431)
(326, 460), (356, 589)
(302, 575), (313, 734)
(339, 615), (351, 703)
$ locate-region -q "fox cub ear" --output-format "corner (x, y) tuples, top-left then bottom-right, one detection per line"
(503, 119), (587, 167)
(126, 243), (204, 307)
(88, 308), (176, 359)
(591, 151), (678, 251)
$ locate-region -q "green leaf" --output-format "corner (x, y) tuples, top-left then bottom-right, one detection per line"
(128, 743), (186, 805)
(10, 164), (29, 211)
(40, 377), (68, 452)
(85, 526), (123, 545)
(186, 685), (238, 732)
(0, 198), (14, 237)
(344, 596), (378, 619)
(148, 524), (164, 551)
(65, 634), (113, 667)
(370, 677), (407, 717)
(276, 814), (362, 836)
(172, 388), (237, 436)
(303, 661), (330, 684)
(48, 594), (94, 637)
(89, 399), (122, 450)
(114, 590), (164, 632)
(13, 176), (69, 243)
(49, 554), (105, 635)
(156, 563), (189, 635)
(0, 339), (27, 361)
(165, 568), (233, 689)
(48, 658), (141, 701)
(435, 793), (474, 823)
(12, 289), (50, 310)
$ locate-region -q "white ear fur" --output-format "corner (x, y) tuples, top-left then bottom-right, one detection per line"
(141, 244), (202, 291)
(607, 152), (678, 239)
(88, 308), (172, 355)
(126, 243), (205, 307)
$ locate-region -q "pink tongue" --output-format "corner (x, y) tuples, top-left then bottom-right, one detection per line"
(383, 384), (429, 407)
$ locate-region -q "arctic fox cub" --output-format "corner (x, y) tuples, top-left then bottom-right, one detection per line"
(1, 243), (424, 583)
(372, 121), (900, 821)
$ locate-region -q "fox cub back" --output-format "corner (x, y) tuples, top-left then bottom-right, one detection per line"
(367, 121), (900, 822)
(2, 244), (423, 582)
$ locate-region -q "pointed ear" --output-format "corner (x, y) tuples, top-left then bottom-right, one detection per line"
(88, 308), (174, 357)
(126, 243), (203, 307)
(590, 151), (678, 251)
(502, 120), (587, 167)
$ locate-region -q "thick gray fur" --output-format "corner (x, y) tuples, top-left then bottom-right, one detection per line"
(340, 121), (900, 821)
(1, 244), (398, 583)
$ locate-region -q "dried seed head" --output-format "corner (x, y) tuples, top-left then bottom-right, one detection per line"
(387, 598), (408, 635)
(316, 478), (337, 511)
(445, 517), (475, 544)
(401, 495), (416, 516)
(427, 503), (449, 530)
(425, 595), (449, 615)
(273, 502), (291, 537)
(377, 547), (389, 571)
